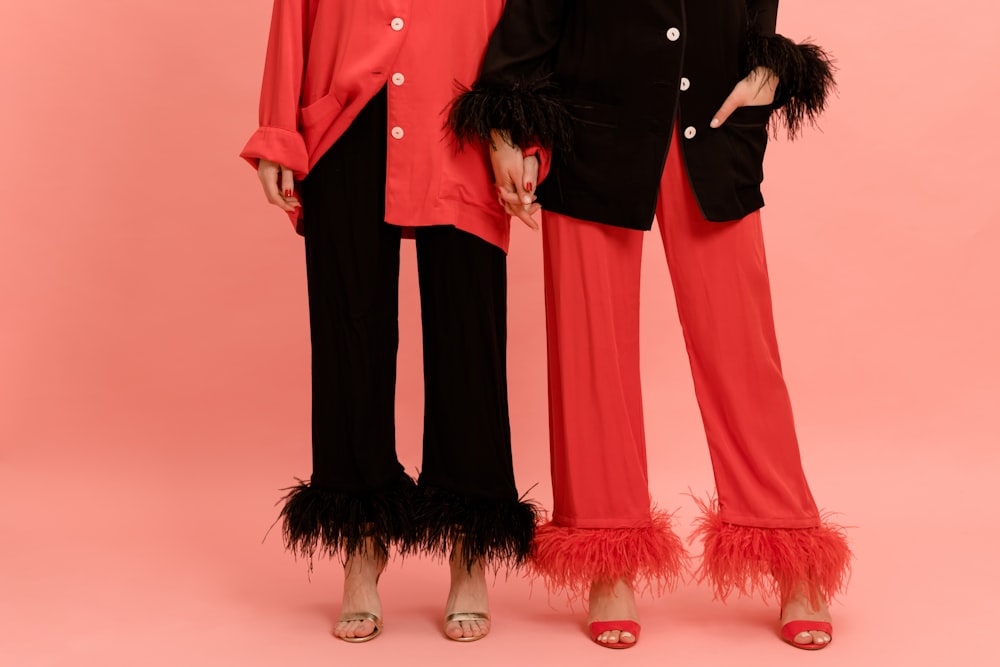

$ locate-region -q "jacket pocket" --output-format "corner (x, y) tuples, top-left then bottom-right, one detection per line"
(299, 92), (344, 132)
(565, 100), (620, 128)
(725, 103), (773, 127)
(721, 105), (771, 190)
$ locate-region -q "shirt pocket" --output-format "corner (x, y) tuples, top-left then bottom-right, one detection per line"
(299, 92), (345, 136)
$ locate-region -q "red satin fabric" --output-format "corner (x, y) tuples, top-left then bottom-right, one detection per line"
(542, 126), (822, 532)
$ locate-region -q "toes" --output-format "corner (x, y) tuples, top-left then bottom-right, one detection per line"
(333, 621), (352, 639)
(335, 619), (376, 639)
(355, 620), (376, 638)
(793, 630), (829, 646)
(792, 629), (831, 646)
(465, 619), (489, 638)
(596, 630), (635, 645)
(446, 620), (489, 639)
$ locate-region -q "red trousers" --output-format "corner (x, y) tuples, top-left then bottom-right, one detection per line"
(532, 128), (850, 601)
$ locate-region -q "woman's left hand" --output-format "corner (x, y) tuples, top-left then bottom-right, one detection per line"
(490, 130), (541, 230)
(710, 66), (778, 128)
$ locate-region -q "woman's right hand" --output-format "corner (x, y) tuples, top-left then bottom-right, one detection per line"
(257, 159), (300, 213)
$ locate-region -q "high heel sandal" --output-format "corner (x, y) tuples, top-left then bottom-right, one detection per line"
(589, 621), (641, 649)
(780, 620), (832, 650)
(334, 540), (387, 643)
(444, 542), (491, 642)
(444, 612), (491, 642)
(335, 612), (383, 643)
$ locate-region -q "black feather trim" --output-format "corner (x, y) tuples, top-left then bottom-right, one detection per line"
(744, 33), (837, 139)
(276, 474), (418, 566)
(448, 79), (573, 151)
(409, 485), (541, 570)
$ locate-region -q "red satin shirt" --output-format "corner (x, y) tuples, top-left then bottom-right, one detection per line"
(240, 0), (511, 250)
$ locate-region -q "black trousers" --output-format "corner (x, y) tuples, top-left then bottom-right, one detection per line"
(278, 87), (535, 566)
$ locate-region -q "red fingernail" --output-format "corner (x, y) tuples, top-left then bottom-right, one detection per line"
(284, 189), (292, 198)
(525, 182), (534, 192)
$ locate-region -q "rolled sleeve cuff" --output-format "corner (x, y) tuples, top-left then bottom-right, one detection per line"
(522, 145), (551, 184)
(240, 126), (310, 179)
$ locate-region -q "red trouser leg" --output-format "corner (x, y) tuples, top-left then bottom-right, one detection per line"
(655, 126), (850, 602)
(532, 212), (685, 596)
(533, 126), (850, 602)
(543, 214), (648, 528)
(656, 135), (819, 530)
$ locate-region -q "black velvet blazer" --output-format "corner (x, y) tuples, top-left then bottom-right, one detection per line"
(451, 0), (834, 230)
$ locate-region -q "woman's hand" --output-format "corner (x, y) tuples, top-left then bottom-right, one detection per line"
(710, 66), (778, 128)
(490, 130), (540, 231)
(257, 159), (300, 213)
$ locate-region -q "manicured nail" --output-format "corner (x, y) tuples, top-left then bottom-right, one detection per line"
(710, 118), (721, 128)
(284, 189), (292, 198)
(525, 182), (534, 192)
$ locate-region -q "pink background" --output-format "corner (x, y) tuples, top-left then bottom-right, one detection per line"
(2, 1), (997, 665)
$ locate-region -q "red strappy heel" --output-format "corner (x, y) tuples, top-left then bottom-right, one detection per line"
(780, 620), (833, 650)
(589, 620), (641, 649)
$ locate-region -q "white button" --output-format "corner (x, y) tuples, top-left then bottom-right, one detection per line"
(680, 77), (690, 91)
(391, 72), (405, 86)
(684, 126), (697, 139)
(390, 17), (404, 31)
(666, 27), (680, 41)
(391, 126), (404, 139)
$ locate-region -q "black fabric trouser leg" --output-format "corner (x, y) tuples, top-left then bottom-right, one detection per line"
(303, 91), (402, 493)
(416, 224), (512, 496)
(279, 87), (414, 561)
(413, 226), (535, 566)
(279, 87), (535, 567)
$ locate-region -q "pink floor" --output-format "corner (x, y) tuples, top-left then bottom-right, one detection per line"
(2, 2), (999, 665)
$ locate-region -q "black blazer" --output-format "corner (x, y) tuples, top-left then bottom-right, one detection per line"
(450, 0), (833, 230)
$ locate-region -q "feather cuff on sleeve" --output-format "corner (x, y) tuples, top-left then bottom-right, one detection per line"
(745, 33), (837, 138)
(448, 79), (572, 151)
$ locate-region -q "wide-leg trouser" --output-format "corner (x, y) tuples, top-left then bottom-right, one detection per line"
(533, 126), (850, 601)
(278, 87), (535, 568)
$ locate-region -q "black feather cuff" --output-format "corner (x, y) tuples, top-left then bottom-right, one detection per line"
(409, 485), (541, 569)
(448, 79), (573, 151)
(277, 474), (418, 565)
(744, 33), (837, 138)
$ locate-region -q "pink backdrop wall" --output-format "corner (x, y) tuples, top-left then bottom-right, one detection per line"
(2, 2), (998, 666)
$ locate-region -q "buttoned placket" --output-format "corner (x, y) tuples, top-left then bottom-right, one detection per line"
(667, 26), (698, 141)
(388, 15), (407, 143)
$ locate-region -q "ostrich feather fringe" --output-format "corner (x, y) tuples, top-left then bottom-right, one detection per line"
(448, 78), (573, 151)
(277, 475), (418, 566)
(410, 486), (540, 569)
(530, 509), (688, 599)
(690, 496), (852, 604)
(744, 33), (837, 139)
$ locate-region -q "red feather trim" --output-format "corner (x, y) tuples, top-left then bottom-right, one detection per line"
(529, 509), (688, 598)
(690, 497), (852, 604)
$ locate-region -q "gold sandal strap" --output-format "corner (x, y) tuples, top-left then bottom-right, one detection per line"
(445, 612), (490, 623)
(340, 612), (382, 625)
